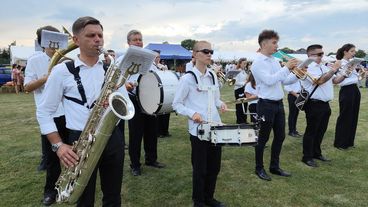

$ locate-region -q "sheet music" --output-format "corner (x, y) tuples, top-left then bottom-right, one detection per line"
(225, 70), (241, 79)
(297, 57), (315, 68)
(40, 30), (68, 49)
(117, 46), (156, 75)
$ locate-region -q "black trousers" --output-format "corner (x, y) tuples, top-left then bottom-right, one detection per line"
(334, 84), (361, 149)
(190, 135), (222, 203)
(43, 116), (68, 197)
(234, 87), (248, 124)
(302, 100), (331, 161)
(157, 113), (171, 136)
(128, 94), (158, 168)
(255, 99), (286, 171)
(67, 127), (124, 207)
(287, 94), (300, 133)
(248, 103), (257, 123)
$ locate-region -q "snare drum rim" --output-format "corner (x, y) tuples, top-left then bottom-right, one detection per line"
(136, 71), (164, 115)
(210, 124), (255, 130)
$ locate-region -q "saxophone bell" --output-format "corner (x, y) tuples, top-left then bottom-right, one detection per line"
(108, 91), (135, 120)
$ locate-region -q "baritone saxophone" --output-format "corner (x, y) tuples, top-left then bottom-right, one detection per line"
(54, 46), (155, 204)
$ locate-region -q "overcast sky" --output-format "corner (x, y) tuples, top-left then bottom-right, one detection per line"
(1, 0), (367, 53)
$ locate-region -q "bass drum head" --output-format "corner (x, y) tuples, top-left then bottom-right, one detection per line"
(137, 71), (162, 114)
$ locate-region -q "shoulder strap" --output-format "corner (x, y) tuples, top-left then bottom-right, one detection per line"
(64, 61), (94, 109)
(185, 70), (215, 85)
(185, 71), (198, 84)
(309, 84), (319, 97)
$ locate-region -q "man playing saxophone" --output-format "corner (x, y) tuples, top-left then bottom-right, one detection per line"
(37, 16), (127, 206)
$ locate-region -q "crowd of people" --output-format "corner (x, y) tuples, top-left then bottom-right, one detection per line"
(21, 15), (366, 207)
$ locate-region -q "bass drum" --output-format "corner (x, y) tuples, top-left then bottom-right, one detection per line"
(137, 70), (179, 115)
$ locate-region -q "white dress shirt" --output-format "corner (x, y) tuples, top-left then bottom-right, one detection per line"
(301, 62), (334, 102)
(173, 67), (223, 136)
(24, 52), (64, 118)
(234, 70), (248, 90)
(37, 57), (129, 135)
(244, 82), (258, 104)
(339, 59), (359, 86)
(185, 61), (194, 72)
(284, 80), (301, 94)
(251, 53), (297, 101)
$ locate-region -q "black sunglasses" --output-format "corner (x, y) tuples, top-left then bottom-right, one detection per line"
(311, 52), (324, 57)
(197, 49), (214, 55)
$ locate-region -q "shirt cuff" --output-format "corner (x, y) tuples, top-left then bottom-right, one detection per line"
(40, 122), (58, 135)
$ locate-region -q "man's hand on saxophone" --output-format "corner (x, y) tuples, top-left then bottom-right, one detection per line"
(47, 131), (79, 168)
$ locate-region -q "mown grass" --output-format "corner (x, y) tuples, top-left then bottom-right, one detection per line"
(0, 85), (367, 207)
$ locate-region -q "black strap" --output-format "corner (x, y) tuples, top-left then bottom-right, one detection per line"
(64, 61), (95, 109)
(185, 70), (215, 85)
(309, 84), (319, 98)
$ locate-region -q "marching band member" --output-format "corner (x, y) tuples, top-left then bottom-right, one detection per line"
(233, 58), (249, 124)
(251, 30), (298, 181)
(24, 25), (68, 205)
(173, 40), (227, 207)
(284, 80), (303, 137)
(244, 72), (258, 123)
(301, 44), (342, 167)
(124, 30), (165, 176)
(334, 44), (361, 150)
(37, 16), (126, 206)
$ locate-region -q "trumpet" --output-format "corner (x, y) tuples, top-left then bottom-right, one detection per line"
(217, 71), (236, 86)
(210, 64), (236, 86)
(338, 58), (365, 78)
(281, 56), (318, 84)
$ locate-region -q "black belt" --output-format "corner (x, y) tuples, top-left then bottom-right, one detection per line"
(309, 99), (328, 104)
(259, 98), (282, 104)
(341, 83), (358, 89)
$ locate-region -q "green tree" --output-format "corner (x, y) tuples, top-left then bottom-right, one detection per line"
(162, 41), (169, 44)
(355, 49), (366, 58)
(280, 47), (295, 54)
(181, 39), (197, 51)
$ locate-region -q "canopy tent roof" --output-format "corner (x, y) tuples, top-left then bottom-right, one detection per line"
(145, 43), (192, 60)
(10, 46), (38, 65)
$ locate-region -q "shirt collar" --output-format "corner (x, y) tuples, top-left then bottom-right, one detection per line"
(193, 66), (211, 78)
(74, 56), (103, 68)
(258, 53), (274, 61)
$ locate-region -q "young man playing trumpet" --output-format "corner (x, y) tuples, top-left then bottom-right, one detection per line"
(251, 30), (298, 181)
(173, 41), (227, 207)
(300, 44), (342, 167)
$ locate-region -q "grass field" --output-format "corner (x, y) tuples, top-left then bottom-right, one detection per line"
(0, 85), (367, 207)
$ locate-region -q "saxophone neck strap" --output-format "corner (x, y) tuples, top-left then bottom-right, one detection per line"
(64, 61), (95, 109)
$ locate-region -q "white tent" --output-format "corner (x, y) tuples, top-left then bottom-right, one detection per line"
(10, 46), (83, 66)
(10, 46), (37, 66)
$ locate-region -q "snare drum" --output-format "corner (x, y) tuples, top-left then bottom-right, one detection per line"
(137, 70), (179, 115)
(210, 124), (258, 146)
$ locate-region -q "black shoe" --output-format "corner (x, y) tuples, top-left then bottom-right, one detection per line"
(42, 195), (56, 206)
(131, 167), (141, 176)
(145, 161), (166, 168)
(302, 159), (318, 167)
(288, 131), (302, 138)
(269, 168), (292, 177)
(336, 146), (349, 151)
(37, 159), (47, 171)
(314, 155), (331, 162)
(255, 168), (272, 181)
(204, 198), (226, 207)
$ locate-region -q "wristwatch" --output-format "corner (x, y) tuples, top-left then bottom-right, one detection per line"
(51, 142), (63, 152)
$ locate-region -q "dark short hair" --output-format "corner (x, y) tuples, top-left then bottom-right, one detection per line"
(107, 49), (115, 53)
(36, 25), (60, 45)
(12, 63), (17, 68)
(258, 30), (279, 46)
(306, 44), (323, 54)
(72, 16), (103, 35)
(336, 43), (355, 60)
